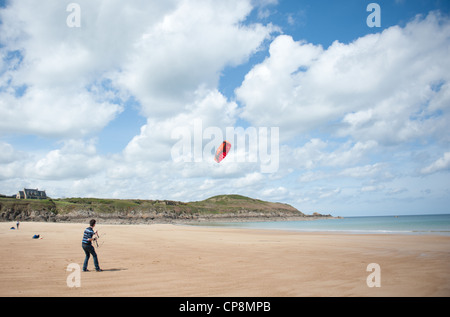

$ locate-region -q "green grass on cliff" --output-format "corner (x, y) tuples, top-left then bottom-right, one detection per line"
(0, 197), (58, 213)
(0, 194), (303, 216)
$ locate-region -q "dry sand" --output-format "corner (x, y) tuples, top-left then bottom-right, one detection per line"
(1, 221), (449, 297)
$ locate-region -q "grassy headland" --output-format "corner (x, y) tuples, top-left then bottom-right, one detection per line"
(0, 194), (332, 223)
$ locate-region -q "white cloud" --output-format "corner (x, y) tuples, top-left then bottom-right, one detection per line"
(261, 186), (288, 200)
(22, 139), (106, 180)
(0, 0), (135, 137)
(0, 142), (29, 181)
(0, 141), (26, 164)
(284, 138), (377, 171)
(361, 184), (385, 193)
(115, 0), (275, 119)
(123, 88), (238, 163)
(325, 141), (378, 167)
(0, 0), (275, 195)
(339, 163), (387, 179)
(236, 12), (450, 145)
(0, 86), (122, 137)
(235, 172), (265, 187)
(0, 0), (273, 138)
(318, 187), (341, 199)
(421, 152), (450, 175)
(1, 2), (449, 216)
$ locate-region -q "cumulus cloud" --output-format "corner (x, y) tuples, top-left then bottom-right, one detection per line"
(1, 1), (449, 215)
(22, 139), (106, 180)
(0, 0), (131, 137)
(0, 86), (122, 137)
(0, 0), (273, 138)
(114, 0), (274, 118)
(0, 141), (25, 164)
(0, 0), (277, 199)
(124, 88), (238, 163)
(282, 138), (377, 171)
(421, 152), (450, 175)
(236, 12), (450, 145)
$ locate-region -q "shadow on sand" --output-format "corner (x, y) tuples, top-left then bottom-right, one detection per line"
(101, 268), (127, 272)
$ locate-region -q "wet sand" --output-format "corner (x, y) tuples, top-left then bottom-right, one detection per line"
(1, 221), (449, 297)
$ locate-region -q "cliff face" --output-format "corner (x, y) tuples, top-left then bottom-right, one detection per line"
(0, 195), (331, 224)
(0, 199), (58, 222)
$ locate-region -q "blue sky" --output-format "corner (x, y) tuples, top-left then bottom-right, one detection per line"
(1, 0), (449, 216)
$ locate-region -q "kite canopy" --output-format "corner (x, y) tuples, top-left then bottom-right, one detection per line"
(214, 141), (231, 163)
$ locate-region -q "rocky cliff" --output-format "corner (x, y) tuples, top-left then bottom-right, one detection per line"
(0, 195), (332, 224)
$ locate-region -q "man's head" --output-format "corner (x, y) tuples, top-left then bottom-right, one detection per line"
(89, 219), (96, 227)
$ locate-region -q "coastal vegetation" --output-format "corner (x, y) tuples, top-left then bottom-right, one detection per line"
(0, 194), (332, 223)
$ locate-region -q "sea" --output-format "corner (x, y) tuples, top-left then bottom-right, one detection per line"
(191, 214), (450, 236)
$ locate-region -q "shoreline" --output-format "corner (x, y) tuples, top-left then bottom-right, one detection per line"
(1, 213), (339, 225)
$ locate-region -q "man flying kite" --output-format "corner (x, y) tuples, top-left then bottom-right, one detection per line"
(81, 219), (102, 272)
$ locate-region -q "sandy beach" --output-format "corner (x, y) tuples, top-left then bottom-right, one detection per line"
(1, 221), (449, 297)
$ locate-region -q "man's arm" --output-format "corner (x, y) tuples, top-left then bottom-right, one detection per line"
(87, 229), (98, 241)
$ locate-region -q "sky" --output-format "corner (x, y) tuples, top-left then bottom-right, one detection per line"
(1, 0), (449, 217)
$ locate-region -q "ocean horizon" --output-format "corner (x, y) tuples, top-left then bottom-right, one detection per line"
(190, 214), (450, 236)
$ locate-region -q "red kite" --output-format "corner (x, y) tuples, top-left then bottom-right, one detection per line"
(214, 141), (231, 163)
